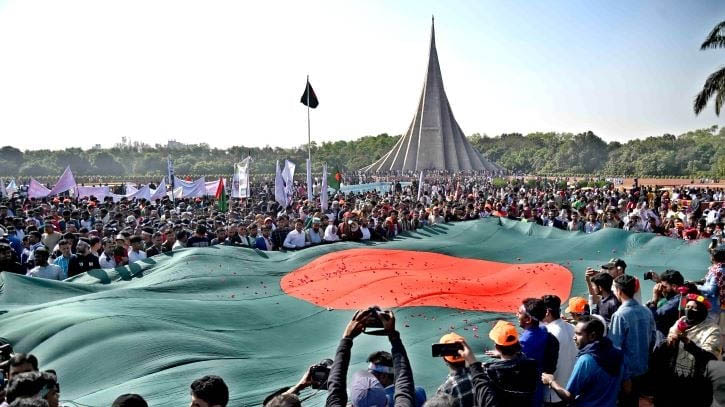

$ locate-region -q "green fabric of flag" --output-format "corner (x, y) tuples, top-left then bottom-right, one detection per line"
(215, 178), (227, 212)
(327, 167), (342, 190)
(0, 218), (712, 407)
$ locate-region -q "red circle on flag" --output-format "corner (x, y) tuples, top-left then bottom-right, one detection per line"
(281, 248), (572, 312)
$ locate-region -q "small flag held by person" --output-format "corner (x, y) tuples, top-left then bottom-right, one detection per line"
(300, 79), (319, 108)
(215, 177), (227, 212)
(327, 167), (342, 191)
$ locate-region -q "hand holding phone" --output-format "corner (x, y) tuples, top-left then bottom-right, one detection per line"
(431, 342), (463, 358)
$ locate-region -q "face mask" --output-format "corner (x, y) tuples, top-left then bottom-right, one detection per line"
(685, 308), (707, 325)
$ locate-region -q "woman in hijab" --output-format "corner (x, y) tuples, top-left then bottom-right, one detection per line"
(652, 292), (721, 407)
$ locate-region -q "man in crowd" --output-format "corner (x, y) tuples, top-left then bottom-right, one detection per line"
(609, 274), (656, 407)
(189, 375), (229, 407)
(515, 298), (559, 407)
(41, 222), (62, 251)
(282, 219), (306, 250)
(26, 248), (63, 280)
(52, 239), (72, 278)
(541, 316), (623, 406)
(305, 218), (324, 245)
(646, 269), (685, 337)
(586, 272), (619, 325)
(144, 232), (164, 257)
(99, 238), (117, 269)
(366, 351), (427, 407)
(0, 243), (23, 274)
(436, 332), (474, 407)
(68, 240), (100, 278)
(127, 236), (147, 263)
(211, 228), (229, 246)
(256, 226), (274, 251)
(271, 215), (290, 251)
(481, 320), (537, 405)
(326, 308), (415, 407)
(541, 295), (577, 407)
(22, 231), (44, 267)
(187, 225), (211, 248)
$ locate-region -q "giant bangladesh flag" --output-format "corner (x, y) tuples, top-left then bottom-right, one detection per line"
(0, 218), (711, 406)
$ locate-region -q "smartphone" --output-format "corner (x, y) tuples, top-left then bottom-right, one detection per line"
(431, 342), (463, 357)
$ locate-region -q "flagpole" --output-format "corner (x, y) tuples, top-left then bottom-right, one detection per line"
(306, 75), (311, 164)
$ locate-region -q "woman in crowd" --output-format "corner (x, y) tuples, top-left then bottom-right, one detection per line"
(652, 293), (721, 406)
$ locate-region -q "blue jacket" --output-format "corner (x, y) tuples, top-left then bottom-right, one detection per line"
(255, 236), (273, 251)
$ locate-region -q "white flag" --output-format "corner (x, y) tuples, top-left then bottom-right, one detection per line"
(232, 157), (251, 198)
(167, 156), (175, 199)
(6, 178), (17, 196)
(306, 159), (313, 202)
(321, 164), (328, 211)
(48, 166), (77, 196)
(282, 159), (296, 200)
(275, 160), (288, 208)
(150, 179), (167, 201)
(417, 171), (424, 201)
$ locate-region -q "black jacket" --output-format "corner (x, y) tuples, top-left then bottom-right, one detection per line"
(468, 362), (499, 407)
(68, 253), (101, 277)
(482, 354), (537, 406)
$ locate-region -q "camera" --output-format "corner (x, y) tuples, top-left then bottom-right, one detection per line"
(364, 306), (384, 328)
(309, 358), (333, 390)
(643, 272), (654, 280)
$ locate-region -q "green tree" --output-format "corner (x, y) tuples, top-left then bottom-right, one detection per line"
(694, 21), (725, 115)
(0, 146), (23, 175)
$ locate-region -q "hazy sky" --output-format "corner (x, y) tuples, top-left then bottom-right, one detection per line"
(0, 0), (723, 151)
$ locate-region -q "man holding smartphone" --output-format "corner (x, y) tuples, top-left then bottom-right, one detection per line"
(325, 308), (415, 407)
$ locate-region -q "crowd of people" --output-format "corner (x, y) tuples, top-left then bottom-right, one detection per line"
(3, 249), (725, 406)
(0, 175), (724, 280)
(1, 174), (725, 406)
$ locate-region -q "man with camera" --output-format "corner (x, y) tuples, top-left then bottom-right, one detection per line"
(326, 307), (415, 407)
(645, 269), (685, 337)
(435, 332), (475, 407)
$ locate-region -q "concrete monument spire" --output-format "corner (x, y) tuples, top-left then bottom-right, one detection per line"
(362, 18), (501, 173)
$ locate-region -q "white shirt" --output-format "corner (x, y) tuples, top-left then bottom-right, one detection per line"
(128, 250), (147, 263)
(283, 229), (307, 249)
(99, 252), (117, 269)
(27, 264), (63, 280)
(360, 227), (371, 240)
(543, 319), (577, 403)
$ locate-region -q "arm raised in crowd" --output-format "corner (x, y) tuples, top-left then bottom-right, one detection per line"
(380, 310), (415, 407)
(325, 310), (369, 407)
(458, 339), (499, 407)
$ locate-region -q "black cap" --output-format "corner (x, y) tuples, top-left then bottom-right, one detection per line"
(601, 258), (626, 270)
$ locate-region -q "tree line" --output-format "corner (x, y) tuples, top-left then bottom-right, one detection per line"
(0, 125), (724, 180)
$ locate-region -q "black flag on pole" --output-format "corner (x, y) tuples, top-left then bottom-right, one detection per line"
(300, 80), (319, 108)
